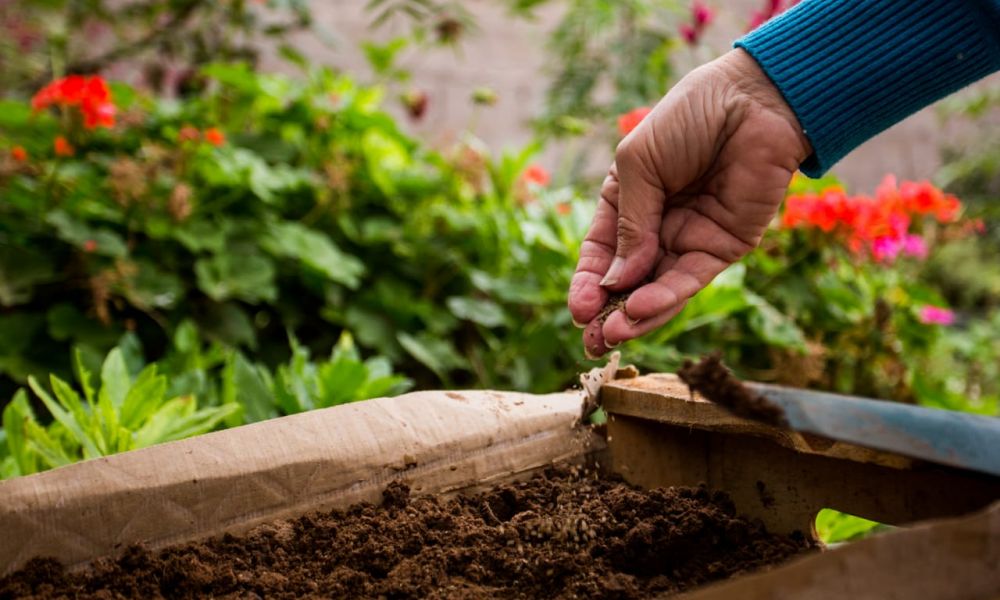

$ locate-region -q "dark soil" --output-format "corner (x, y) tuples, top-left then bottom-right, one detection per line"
(678, 353), (789, 427)
(595, 292), (631, 325)
(1, 466), (813, 599)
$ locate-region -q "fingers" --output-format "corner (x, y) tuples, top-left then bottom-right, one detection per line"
(583, 301), (689, 359)
(600, 136), (666, 291)
(623, 251), (730, 323)
(568, 169), (619, 325)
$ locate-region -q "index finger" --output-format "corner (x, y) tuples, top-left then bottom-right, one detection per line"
(568, 165), (619, 325)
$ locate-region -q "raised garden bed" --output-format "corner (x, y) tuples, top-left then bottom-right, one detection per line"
(1, 466), (812, 598)
(0, 363), (997, 599)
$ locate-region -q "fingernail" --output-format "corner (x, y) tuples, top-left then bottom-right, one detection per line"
(604, 340), (620, 350)
(600, 256), (625, 287)
(584, 346), (600, 360)
(572, 318), (586, 328)
(626, 315), (641, 327)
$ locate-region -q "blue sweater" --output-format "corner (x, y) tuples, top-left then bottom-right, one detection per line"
(736, 0), (1000, 177)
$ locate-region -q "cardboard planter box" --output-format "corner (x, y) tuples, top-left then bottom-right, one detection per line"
(2, 364), (998, 598)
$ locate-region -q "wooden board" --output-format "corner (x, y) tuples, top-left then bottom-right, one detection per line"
(603, 374), (1000, 537)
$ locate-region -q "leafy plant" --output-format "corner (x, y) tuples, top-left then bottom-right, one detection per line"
(1, 347), (238, 478)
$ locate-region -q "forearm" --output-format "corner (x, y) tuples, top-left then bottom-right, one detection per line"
(736, 0), (1000, 177)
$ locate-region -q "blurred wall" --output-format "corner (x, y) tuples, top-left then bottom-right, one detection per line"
(263, 0), (998, 193)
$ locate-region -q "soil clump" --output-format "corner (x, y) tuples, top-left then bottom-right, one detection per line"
(679, 353), (789, 427)
(1, 466), (813, 599)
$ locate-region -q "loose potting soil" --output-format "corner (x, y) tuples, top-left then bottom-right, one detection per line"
(1, 466), (813, 599)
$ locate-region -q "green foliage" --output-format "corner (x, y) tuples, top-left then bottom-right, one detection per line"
(815, 509), (886, 545)
(1, 328), (409, 479)
(1, 347), (238, 478)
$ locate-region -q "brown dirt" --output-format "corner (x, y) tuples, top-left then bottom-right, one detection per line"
(595, 292), (630, 325)
(0, 466), (813, 599)
(678, 353), (789, 427)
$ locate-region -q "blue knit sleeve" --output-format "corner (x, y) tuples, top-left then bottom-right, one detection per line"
(736, 0), (1000, 177)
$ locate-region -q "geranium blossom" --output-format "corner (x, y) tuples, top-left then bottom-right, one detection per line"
(680, 1), (715, 45)
(780, 175), (962, 263)
(10, 146), (27, 162)
(204, 127), (226, 146)
(32, 75), (116, 129)
(521, 164), (550, 187)
(53, 136), (74, 157)
(618, 107), (651, 136)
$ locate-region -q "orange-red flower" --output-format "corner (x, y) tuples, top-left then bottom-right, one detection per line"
(618, 107), (652, 136)
(32, 75), (116, 129)
(53, 136), (74, 157)
(521, 164), (550, 187)
(780, 175), (962, 262)
(10, 146), (27, 162)
(82, 239), (98, 253)
(556, 202), (572, 215)
(204, 127), (225, 146)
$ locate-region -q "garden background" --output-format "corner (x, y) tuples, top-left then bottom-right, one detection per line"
(1, 0), (999, 543)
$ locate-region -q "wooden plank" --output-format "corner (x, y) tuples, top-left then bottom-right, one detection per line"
(603, 373), (914, 469)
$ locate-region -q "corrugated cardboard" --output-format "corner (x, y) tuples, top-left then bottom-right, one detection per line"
(0, 386), (605, 576)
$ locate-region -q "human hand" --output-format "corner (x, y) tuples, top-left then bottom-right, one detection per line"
(568, 49), (812, 358)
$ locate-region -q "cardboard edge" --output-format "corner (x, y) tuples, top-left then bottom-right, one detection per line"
(677, 499), (1000, 600)
(0, 389), (604, 576)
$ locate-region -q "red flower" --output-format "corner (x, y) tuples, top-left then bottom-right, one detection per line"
(779, 175), (963, 262)
(53, 136), (74, 157)
(522, 164), (550, 187)
(618, 107), (652, 136)
(32, 75), (116, 129)
(10, 146), (27, 162)
(203, 127), (225, 146)
(556, 202), (572, 215)
(82, 239), (98, 253)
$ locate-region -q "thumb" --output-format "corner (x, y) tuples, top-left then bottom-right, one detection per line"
(600, 136), (666, 290)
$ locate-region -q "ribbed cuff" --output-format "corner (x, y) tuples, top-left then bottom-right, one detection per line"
(736, 0), (1000, 177)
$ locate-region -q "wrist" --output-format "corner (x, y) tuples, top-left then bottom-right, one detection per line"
(716, 49), (813, 165)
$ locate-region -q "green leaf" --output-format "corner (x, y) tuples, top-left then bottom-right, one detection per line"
(73, 348), (97, 406)
(746, 292), (807, 349)
(261, 222), (364, 288)
(120, 366), (167, 430)
(3, 390), (35, 476)
(45, 210), (128, 258)
(223, 353), (277, 423)
(195, 252), (277, 303)
(99, 349), (131, 410)
(29, 375), (102, 460)
(446, 296), (506, 328)
(361, 128), (411, 195)
(816, 509), (884, 544)
(397, 332), (468, 384)
(133, 396), (238, 448)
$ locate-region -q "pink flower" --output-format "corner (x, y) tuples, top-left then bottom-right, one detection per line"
(918, 306), (955, 326)
(902, 234), (928, 260)
(693, 1), (715, 26)
(679, 23), (698, 45)
(871, 236), (903, 263)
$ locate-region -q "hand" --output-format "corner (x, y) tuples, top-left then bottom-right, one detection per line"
(568, 49), (812, 358)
